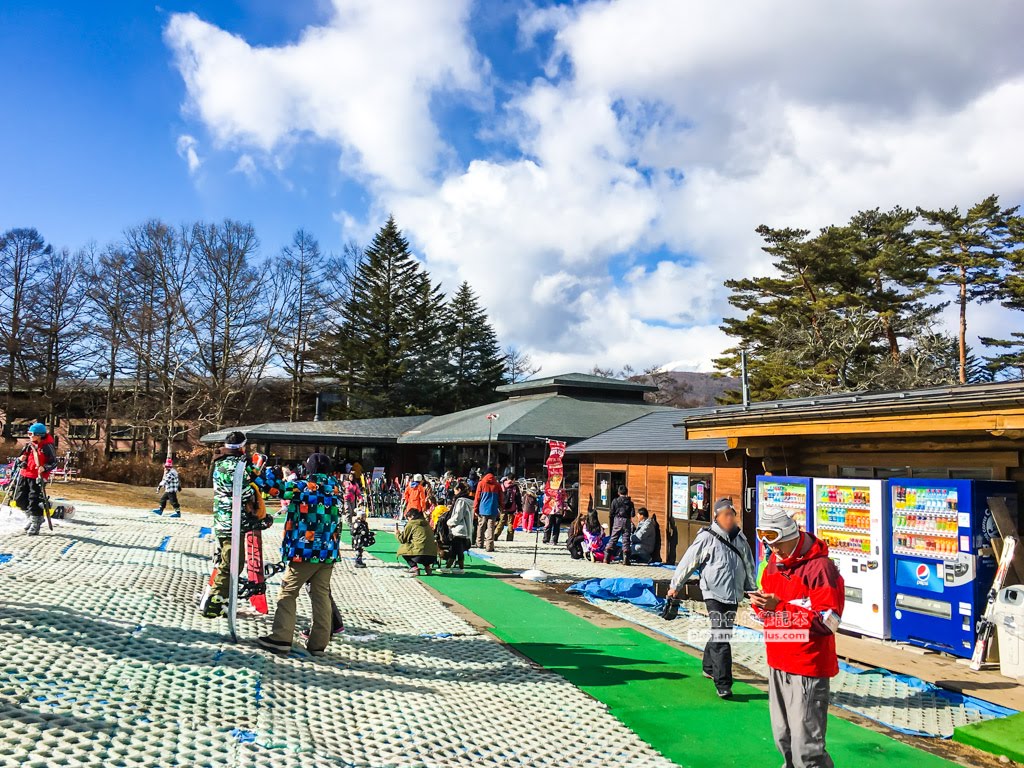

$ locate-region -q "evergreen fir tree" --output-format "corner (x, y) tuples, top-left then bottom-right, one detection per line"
(917, 195), (1018, 383)
(336, 216), (420, 417)
(399, 271), (451, 413)
(447, 281), (506, 410)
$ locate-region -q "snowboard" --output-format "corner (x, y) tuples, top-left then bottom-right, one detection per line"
(244, 528), (268, 614)
(227, 460), (245, 643)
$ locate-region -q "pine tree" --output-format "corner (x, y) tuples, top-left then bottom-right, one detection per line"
(447, 281), (506, 410)
(398, 271), (451, 413)
(981, 212), (1024, 380)
(334, 216), (421, 417)
(715, 211), (949, 402)
(917, 195), (1018, 383)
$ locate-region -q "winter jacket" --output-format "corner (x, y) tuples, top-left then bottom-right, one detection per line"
(404, 483), (428, 512)
(501, 480), (522, 513)
(669, 522), (757, 604)
(159, 468), (181, 493)
(259, 471), (342, 564)
(20, 435), (57, 481)
(523, 492), (539, 515)
(631, 518), (658, 560)
(610, 495), (635, 520)
(397, 518), (439, 557)
(447, 496), (474, 538)
(473, 473), (503, 518)
(211, 452), (259, 535)
(755, 532), (845, 678)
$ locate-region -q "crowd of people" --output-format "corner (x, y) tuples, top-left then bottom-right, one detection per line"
(8, 423), (845, 768)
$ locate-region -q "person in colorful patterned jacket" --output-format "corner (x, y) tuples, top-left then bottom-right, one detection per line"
(257, 452), (342, 657)
(202, 431), (263, 618)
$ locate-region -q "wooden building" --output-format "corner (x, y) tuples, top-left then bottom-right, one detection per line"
(202, 373), (669, 480)
(566, 409), (748, 563)
(681, 382), (1024, 507)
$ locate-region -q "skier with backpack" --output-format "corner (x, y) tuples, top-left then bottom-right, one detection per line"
(18, 422), (58, 536)
(153, 458), (182, 517)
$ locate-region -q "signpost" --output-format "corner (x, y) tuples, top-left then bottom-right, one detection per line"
(485, 413), (499, 467)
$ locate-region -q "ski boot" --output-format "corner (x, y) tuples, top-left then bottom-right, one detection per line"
(151, 508), (163, 516)
(354, 556), (367, 569)
(168, 510), (181, 518)
(201, 595), (225, 618)
(26, 517), (43, 536)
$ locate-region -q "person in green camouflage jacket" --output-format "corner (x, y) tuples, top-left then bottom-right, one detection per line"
(201, 431), (263, 618)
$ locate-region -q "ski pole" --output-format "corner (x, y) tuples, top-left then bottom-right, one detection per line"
(40, 478), (54, 531)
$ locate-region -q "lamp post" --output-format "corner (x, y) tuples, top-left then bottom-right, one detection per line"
(486, 413), (499, 467)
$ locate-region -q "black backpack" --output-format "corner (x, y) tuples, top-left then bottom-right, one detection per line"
(435, 508), (455, 547)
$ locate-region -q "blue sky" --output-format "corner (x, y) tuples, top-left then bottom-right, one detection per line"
(2, 1), (1022, 372)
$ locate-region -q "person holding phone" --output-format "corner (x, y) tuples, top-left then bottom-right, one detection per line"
(751, 509), (844, 768)
(666, 498), (756, 698)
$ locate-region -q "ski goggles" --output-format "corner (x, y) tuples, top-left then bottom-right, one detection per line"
(756, 527), (785, 547)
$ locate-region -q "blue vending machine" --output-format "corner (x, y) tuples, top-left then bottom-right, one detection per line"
(756, 475), (814, 564)
(889, 479), (1017, 658)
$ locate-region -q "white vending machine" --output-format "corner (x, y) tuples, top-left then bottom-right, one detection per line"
(811, 478), (891, 639)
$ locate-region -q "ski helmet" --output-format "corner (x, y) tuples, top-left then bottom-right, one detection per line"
(27, 423), (47, 437)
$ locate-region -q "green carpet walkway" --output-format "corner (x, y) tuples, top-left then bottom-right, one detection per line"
(369, 531), (956, 768)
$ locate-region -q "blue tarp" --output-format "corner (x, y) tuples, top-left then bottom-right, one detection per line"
(567, 577), (664, 608)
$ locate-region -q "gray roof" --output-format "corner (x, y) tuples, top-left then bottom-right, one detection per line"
(496, 372), (657, 396)
(399, 394), (671, 444)
(679, 379), (1024, 432)
(566, 408), (731, 455)
(200, 415), (433, 445)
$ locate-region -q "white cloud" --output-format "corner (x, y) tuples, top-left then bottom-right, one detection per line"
(232, 153), (260, 183)
(167, 0), (1024, 374)
(165, 0), (486, 192)
(175, 134), (201, 174)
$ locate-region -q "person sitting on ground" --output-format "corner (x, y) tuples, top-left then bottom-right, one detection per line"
(582, 511), (608, 562)
(396, 509), (439, 576)
(630, 508), (658, 563)
(403, 473), (428, 515)
(565, 510), (586, 559)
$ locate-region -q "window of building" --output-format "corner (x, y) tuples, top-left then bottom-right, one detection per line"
(68, 423), (99, 440)
(595, 470), (626, 510)
(668, 473), (713, 521)
(838, 465), (994, 481)
(108, 425), (137, 440)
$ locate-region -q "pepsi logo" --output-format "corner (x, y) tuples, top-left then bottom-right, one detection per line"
(916, 564), (929, 580)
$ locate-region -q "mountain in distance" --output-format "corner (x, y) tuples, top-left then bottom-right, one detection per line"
(630, 370), (740, 408)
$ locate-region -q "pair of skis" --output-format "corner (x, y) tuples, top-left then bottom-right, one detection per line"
(970, 534), (1019, 671)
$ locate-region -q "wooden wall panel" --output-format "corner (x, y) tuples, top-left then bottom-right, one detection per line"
(627, 462), (648, 508)
(578, 462), (595, 504)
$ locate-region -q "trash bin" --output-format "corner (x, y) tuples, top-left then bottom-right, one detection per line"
(994, 585), (1024, 679)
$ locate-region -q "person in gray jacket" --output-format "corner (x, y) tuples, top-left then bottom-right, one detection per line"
(630, 507), (658, 563)
(667, 497), (756, 698)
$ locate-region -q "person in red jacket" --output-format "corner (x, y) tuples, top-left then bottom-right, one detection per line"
(18, 422), (58, 536)
(750, 509), (844, 768)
